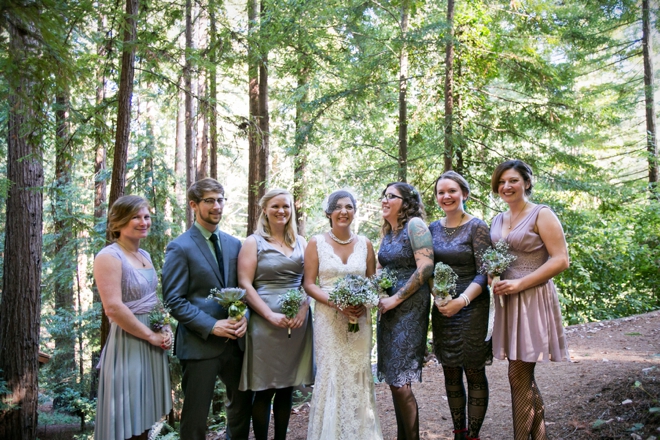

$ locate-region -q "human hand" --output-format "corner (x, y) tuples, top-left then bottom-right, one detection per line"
(437, 299), (464, 318)
(212, 318), (243, 339)
(160, 325), (173, 350)
(378, 295), (400, 314)
(289, 303), (309, 329)
(341, 305), (366, 320)
(492, 278), (522, 296)
(267, 312), (291, 329)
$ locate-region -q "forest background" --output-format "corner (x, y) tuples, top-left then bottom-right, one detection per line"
(1, 0), (659, 437)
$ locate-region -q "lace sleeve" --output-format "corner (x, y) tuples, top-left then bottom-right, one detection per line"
(471, 219), (492, 292)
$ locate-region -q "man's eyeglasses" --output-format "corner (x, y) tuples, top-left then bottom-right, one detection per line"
(201, 197), (227, 205)
(381, 193), (403, 202)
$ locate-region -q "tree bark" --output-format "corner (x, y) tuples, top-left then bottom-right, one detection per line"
(258, 0), (269, 194)
(247, 0), (261, 234)
(209, 0), (218, 179)
(185, 0), (195, 227)
(0, 20), (44, 440)
(294, 49), (310, 235)
(398, 0), (409, 182)
(444, 0), (455, 172)
(103, 0), (139, 349)
(52, 91), (77, 393)
(642, 0), (658, 192)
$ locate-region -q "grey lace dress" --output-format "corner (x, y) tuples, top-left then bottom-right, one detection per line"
(429, 217), (493, 369)
(239, 234), (314, 391)
(377, 224), (431, 386)
(94, 244), (172, 440)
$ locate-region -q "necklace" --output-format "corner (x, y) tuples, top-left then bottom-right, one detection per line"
(117, 241), (146, 267)
(443, 212), (465, 236)
(270, 237), (286, 248)
(329, 230), (354, 245)
(509, 201), (529, 230)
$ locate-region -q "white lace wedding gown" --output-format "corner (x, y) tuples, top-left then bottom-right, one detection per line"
(307, 235), (383, 440)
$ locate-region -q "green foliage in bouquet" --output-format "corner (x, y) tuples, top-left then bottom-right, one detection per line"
(329, 274), (379, 332)
(207, 287), (247, 321)
(432, 262), (458, 306)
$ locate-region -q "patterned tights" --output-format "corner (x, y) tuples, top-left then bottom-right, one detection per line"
(508, 360), (547, 440)
(251, 387), (293, 440)
(443, 366), (489, 439)
(390, 383), (420, 440)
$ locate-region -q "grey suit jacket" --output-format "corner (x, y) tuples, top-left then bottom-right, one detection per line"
(162, 225), (242, 360)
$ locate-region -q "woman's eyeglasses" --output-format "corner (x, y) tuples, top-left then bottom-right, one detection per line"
(381, 193), (403, 202)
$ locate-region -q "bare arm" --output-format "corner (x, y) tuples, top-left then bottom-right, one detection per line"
(493, 207), (569, 296)
(380, 218), (434, 313)
(94, 253), (167, 348)
(238, 236), (289, 329)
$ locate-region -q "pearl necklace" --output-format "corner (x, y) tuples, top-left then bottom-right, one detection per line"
(443, 212), (465, 236)
(328, 230), (354, 245)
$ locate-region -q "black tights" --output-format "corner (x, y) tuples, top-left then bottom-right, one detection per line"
(390, 383), (419, 440)
(509, 360), (547, 440)
(443, 366), (489, 439)
(251, 387), (293, 440)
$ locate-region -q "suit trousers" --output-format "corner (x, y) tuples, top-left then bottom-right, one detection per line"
(180, 341), (253, 440)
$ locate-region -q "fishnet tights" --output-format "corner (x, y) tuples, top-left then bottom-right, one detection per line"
(508, 360), (547, 440)
(390, 383), (420, 440)
(443, 366), (489, 439)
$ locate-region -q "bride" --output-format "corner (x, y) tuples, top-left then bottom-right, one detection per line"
(303, 189), (383, 440)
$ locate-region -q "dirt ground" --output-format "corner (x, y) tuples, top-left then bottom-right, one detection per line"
(278, 310), (660, 440)
(37, 310), (660, 440)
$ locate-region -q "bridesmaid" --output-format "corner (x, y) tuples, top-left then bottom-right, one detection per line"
(428, 171), (492, 440)
(238, 188), (314, 440)
(377, 182), (434, 440)
(94, 195), (172, 440)
(490, 160), (570, 440)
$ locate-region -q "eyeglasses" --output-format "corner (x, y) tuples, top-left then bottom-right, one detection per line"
(201, 197), (227, 205)
(381, 193), (403, 202)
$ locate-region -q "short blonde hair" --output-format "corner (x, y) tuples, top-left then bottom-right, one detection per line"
(255, 189), (298, 247)
(107, 195), (150, 241)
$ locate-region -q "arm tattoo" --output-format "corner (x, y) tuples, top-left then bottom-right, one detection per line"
(396, 218), (434, 301)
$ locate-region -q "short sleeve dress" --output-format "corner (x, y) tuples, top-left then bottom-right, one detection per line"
(429, 218), (493, 369)
(377, 224), (431, 386)
(490, 204), (569, 362)
(94, 244), (172, 440)
(240, 234), (315, 391)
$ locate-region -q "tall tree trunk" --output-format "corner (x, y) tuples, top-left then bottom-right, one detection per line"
(103, 0), (139, 349)
(91, 4), (108, 399)
(643, 0), (658, 192)
(455, 55), (464, 175)
(294, 50), (310, 235)
(0, 20), (44, 440)
(247, 0), (260, 234)
(196, 11), (208, 181)
(444, 0), (455, 172)
(175, 75), (186, 211)
(209, 0), (218, 180)
(398, 0), (409, 182)
(185, 0), (195, 227)
(258, 0), (269, 191)
(52, 91), (77, 394)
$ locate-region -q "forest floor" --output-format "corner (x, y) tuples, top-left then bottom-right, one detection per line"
(257, 310), (660, 440)
(37, 310), (660, 440)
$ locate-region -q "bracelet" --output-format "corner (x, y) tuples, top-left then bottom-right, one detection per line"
(459, 293), (470, 307)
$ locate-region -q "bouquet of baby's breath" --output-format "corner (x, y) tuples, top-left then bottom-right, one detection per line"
(149, 304), (171, 332)
(371, 268), (398, 299)
(207, 287), (247, 322)
(432, 262), (458, 307)
(479, 240), (517, 307)
(279, 287), (307, 338)
(329, 274), (380, 333)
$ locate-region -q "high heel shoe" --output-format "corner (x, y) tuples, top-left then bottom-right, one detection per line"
(453, 428), (467, 440)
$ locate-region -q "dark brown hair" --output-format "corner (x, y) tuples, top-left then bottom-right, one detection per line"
(187, 178), (225, 203)
(434, 170), (470, 199)
(491, 160), (534, 196)
(380, 182), (426, 236)
(107, 195), (150, 241)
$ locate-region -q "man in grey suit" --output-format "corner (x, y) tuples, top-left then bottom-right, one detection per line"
(163, 178), (252, 440)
